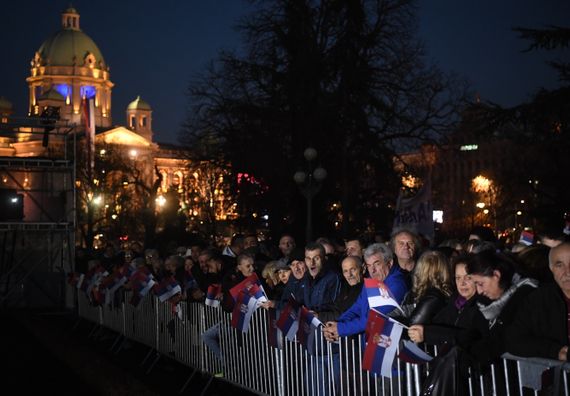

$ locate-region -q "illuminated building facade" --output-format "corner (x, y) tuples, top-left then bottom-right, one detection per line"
(0, 6), (236, 245)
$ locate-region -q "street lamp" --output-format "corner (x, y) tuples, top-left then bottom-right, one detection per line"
(294, 147), (327, 243)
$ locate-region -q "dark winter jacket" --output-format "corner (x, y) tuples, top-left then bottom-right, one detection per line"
(506, 282), (568, 360)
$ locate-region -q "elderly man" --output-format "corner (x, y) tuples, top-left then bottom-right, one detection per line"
(390, 228), (420, 273)
(318, 255), (364, 323)
(323, 243), (408, 340)
(506, 242), (570, 361)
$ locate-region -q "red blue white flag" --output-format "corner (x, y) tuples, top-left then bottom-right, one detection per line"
(82, 96), (95, 174)
(205, 284), (222, 307)
(364, 278), (401, 312)
(296, 305), (323, 352)
(398, 340), (433, 365)
(128, 267), (156, 307)
(153, 276), (182, 303)
(231, 284), (265, 332)
(362, 309), (403, 378)
(519, 230), (534, 246)
(229, 272), (268, 303)
(276, 296), (301, 342)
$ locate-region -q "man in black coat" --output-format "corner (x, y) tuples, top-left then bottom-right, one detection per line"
(506, 242), (570, 361)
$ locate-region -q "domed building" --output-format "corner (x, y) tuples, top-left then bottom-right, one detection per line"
(27, 6), (112, 128)
(0, 6), (236, 245)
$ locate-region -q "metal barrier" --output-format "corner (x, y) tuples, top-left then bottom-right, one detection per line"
(69, 284), (570, 396)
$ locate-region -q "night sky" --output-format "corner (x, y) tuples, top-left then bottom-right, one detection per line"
(1, 0), (568, 144)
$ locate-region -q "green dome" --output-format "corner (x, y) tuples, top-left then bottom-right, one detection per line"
(37, 28), (105, 68)
(127, 96), (152, 111)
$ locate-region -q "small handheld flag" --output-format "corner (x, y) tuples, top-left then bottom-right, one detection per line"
(205, 284), (222, 307)
(362, 309), (404, 378)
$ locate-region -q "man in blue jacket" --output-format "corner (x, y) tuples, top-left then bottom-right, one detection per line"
(303, 242), (340, 313)
(323, 242), (409, 340)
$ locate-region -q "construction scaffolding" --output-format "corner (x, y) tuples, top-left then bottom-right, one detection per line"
(0, 115), (76, 308)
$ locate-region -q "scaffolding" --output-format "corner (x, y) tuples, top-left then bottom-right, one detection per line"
(0, 116), (76, 308)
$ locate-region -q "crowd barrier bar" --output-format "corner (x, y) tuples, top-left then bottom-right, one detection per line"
(68, 283), (570, 396)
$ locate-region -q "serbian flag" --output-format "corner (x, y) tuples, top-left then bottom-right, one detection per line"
(205, 284), (222, 307)
(364, 278), (401, 313)
(102, 265), (134, 305)
(296, 305), (323, 352)
(82, 96), (95, 174)
(85, 266), (108, 299)
(153, 276), (182, 303)
(128, 267), (156, 307)
(229, 273), (268, 303)
(362, 309), (404, 378)
(276, 296), (301, 342)
(231, 284), (264, 332)
(267, 307), (283, 349)
(519, 230), (534, 246)
(398, 340), (433, 365)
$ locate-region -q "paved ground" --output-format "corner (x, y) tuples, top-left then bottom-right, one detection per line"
(1, 309), (256, 396)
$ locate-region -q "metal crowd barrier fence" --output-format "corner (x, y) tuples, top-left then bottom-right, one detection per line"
(68, 283), (570, 396)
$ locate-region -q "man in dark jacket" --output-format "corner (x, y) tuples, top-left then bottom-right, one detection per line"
(506, 242), (570, 361)
(303, 242), (340, 313)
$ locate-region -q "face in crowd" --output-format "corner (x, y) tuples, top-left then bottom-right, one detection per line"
(237, 256), (255, 277)
(279, 235), (295, 257)
(290, 259), (306, 280)
(244, 235), (258, 250)
(365, 252), (391, 281)
(394, 232), (416, 262)
(454, 262), (476, 300)
(345, 240), (363, 258)
(305, 248), (324, 278)
(198, 253), (210, 274)
(207, 258), (222, 274)
(550, 243), (570, 298)
(341, 256), (362, 286)
(277, 268), (291, 284)
(471, 271), (503, 300)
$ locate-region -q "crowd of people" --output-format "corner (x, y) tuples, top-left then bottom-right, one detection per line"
(75, 225), (570, 394)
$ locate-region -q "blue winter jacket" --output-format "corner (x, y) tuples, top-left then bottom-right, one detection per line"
(303, 269), (340, 313)
(336, 264), (409, 336)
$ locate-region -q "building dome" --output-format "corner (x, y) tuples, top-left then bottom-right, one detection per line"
(36, 29), (105, 68)
(127, 96), (152, 111)
(33, 7), (106, 69)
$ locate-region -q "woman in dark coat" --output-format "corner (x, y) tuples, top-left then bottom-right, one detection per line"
(407, 254), (489, 348)
(395, 250), (453, 327)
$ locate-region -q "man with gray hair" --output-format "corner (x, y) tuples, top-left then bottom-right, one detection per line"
(506, 241), (570, 362)
(323, 243), (409, 340)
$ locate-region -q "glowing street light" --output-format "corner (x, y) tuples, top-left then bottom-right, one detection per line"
(472, 175), (491, 193)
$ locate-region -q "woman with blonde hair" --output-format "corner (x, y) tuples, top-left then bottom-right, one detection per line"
(394, 250), (453, 326)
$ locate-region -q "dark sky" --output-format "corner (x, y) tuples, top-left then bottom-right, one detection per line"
(1, 1), (568, 144)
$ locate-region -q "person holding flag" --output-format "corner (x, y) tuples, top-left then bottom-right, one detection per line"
(323, 243), (408, 341)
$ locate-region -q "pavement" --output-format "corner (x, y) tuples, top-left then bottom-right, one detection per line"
(1, 308), (256, 396)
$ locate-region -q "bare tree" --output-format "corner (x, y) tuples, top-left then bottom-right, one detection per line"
(182, 0), (467, 240)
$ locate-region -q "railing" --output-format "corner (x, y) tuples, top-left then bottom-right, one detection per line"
(72, 286), (570, 396)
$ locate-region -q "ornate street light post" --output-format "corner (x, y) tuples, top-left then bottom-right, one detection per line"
(293, 147), (327, 243)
